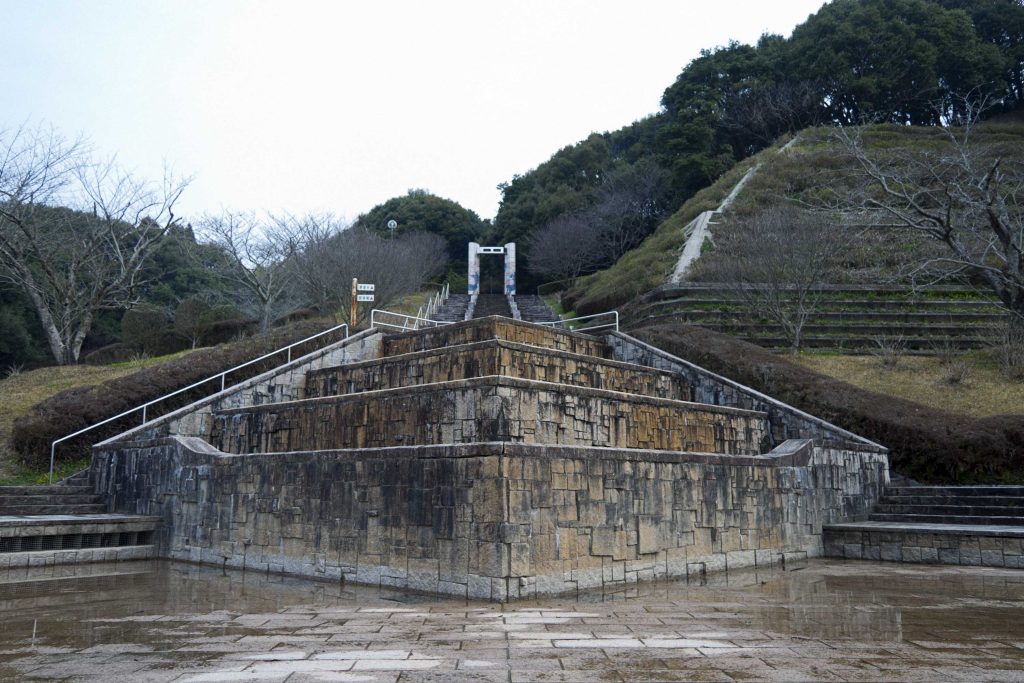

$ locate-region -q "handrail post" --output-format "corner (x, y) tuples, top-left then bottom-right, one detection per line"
(48, 442), (56, 485)
(141, 405), (147, 424)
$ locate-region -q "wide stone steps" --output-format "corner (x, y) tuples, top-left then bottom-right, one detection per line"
(304, 339), (690, 401)
(0, 503), (106, 516)
(472, 293), (512, 318)
(0, 484), (105, 517)
(825, 484), (1024, 568)
(514, 295), (559, 323)
(432, 294), (470, 322)
(869, 512), (1024, 526)
(874, 503), (1024, 517)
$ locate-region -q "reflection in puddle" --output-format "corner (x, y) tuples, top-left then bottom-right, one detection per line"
(0, 559), (1022, 681)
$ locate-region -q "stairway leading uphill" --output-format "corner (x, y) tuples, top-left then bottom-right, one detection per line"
(0, 470), (159, 566)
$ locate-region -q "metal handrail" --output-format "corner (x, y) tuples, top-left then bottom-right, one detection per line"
(48, 322), (349, 483)
(538, 310), (619, 332)
(370, 309), (450, 331)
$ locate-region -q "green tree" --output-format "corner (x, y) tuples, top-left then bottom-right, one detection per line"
(353, 190), (487, 267)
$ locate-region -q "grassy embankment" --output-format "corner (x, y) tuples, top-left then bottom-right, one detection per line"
(0, 351), (193, 484)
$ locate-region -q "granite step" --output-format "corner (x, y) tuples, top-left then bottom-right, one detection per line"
(874, 503), (1024, 517)
(0, 503), (107, 516)
(0, 485), (93, 497)
(472, 293), (512, 319)
(881, 495), (1024, 507)
(885, 486), (1024, 498)
(0, 494), (103, 507)
(868, 512), (1024, 526)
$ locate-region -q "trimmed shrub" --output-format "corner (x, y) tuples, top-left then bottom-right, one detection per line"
(83, 343), (138, 366)
(12, 320), (342, 472)
(632, 320), (1024, 484)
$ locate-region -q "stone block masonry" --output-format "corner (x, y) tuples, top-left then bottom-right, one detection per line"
(210, 376), (768, 455)
(305, 339), (690, 400)
(91, 316), (889, 600)
(93, 436), (886, 600)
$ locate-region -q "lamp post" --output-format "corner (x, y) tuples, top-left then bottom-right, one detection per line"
(387, 219), (397, 238)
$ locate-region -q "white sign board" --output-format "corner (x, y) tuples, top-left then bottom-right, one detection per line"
(356, 294), (375, 302)
(479, 246), (505, 254)
(357, 283), (375, 292)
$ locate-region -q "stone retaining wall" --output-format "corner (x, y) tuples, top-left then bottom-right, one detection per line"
(305, 340), (690, 400)
(211, 377), (768, 455)
(92, 437), (887, 600)
(608, 333), (883, 449)
(384, 318), (609, 358)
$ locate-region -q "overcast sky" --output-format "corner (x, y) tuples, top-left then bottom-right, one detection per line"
(2, 0), (826, 223)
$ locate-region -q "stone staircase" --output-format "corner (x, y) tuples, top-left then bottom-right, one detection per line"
(432, 293), (469, 322)
(824, 486), (1024, 568)
(90, 316), (888, 600)
(471, 293), (512, 318)
(0, 472), (159, 569)
(514, 295), (558, 323)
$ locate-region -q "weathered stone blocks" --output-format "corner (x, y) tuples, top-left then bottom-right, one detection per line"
(211, 377), (768, 456)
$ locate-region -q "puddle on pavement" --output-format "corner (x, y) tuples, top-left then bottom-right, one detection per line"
(1, 558), (1022, 653)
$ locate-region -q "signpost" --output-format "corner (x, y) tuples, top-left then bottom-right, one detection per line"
(352, 279), (376, 326)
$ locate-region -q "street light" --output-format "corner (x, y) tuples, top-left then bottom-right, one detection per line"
(387, 219), (397, 237)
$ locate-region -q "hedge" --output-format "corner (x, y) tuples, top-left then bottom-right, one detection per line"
(12, 320), (343, 472)
(632, 320), (1024, 484)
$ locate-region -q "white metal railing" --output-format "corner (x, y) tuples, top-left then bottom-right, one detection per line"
(48, 322), (349, 484)
(415, 282), (451, 321)
(370, 309), (451, 331)
(538, 310), (619, 333)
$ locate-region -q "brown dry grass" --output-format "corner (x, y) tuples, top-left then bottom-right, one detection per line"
(792, 353), (1024, 418)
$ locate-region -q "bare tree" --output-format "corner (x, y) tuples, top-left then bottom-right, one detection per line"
(292, 225), (448, 323)
(832, 105), (1024, 334)
(693, 206), (850, 353)
(527, 161), (670, 281)
(0, 124), (189, 364)
(197, 211), (299, 333)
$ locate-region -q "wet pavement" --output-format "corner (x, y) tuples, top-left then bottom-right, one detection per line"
(0, 559), (1022, 682)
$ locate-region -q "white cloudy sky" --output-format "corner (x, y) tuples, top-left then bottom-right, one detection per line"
(1, 0), (825, 222)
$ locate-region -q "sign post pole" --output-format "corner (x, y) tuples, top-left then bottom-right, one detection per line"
(351, 278), (358, 328)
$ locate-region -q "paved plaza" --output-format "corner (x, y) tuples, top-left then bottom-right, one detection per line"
(0, 559), (1022, 682)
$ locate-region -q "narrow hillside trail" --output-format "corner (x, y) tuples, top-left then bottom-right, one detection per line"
(669, 134), (800, 284)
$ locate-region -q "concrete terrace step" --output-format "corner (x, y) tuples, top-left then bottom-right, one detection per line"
(874, 504), (1024, 517)
(514, 295), (559, 323)
(868, 513), (1024, 526)
(0, 494), (102, 506)
(211, 375), (770, 456)
(886, 486), (1024, 498)
(471, 293), (512, 318)
(0, 485), (93, 497)
(304, 338), (691, 401)
(432, 294), (470, 322)
(0, 503), (107, 516)
(881, 495), (1024, 506)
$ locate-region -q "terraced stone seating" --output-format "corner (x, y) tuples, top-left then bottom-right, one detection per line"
(91, 316), (889, 600)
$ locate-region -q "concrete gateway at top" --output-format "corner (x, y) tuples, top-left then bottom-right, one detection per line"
(467, 242), (515, 296)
